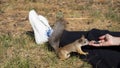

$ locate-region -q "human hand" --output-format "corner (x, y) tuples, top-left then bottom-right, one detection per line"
(89, 34), (120, 47)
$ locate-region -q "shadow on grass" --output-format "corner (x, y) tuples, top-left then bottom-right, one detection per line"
(26, 31), (55, 51)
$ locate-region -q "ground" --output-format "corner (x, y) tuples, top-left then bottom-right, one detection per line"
(0, 0), (120, 68)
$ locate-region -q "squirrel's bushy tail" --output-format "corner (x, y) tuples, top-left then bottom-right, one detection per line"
(48, 18), (67, 52)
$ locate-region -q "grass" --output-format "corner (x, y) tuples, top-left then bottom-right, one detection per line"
(0, 33), (92, 68)
(0, 0), (120, 68)
(4, 57), (30, 68)
(105, 8), (120, 22)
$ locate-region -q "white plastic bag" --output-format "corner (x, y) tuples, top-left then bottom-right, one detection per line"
(29, 10), (53, 44)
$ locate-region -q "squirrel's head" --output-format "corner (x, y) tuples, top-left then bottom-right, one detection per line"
(78, 35), (89, 45)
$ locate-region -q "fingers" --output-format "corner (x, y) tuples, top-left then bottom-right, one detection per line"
(99, 35), (106, 40)
(99, 34), (110, 39)
(89, 34), (114, 47)
(89, 40), (110, 47)
(89, 41), (102, 47)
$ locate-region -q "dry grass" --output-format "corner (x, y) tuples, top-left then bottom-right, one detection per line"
(0, 0), (120, 68)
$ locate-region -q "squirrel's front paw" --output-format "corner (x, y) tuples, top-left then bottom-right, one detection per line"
(80, 52), (89, 55)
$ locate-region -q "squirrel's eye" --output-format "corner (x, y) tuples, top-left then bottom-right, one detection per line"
(84, 41), (86, 43)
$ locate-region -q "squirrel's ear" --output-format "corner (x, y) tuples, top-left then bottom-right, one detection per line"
(78, 39), (82, 43)
(78, 35), (85, 42)
(81, 35), (85, 39)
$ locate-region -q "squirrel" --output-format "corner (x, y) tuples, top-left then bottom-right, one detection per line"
(57, 35), (88, 60)
(48, 18), (88, 60)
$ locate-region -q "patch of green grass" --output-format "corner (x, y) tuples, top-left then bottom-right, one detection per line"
(0, 28), (92, 68)
(105, 7), (120, 22)
(0, 34), (13, 48)
(4, 57), (30, 68)
(0, 34), (30, 48)
(90, 9), (102, 19)
(0, 9), (4, 14)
